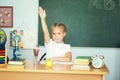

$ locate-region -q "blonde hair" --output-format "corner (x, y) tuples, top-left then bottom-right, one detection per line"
(51, 23), (67, 42)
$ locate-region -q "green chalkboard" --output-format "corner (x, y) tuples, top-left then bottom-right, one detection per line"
(38, 0), (120, 48)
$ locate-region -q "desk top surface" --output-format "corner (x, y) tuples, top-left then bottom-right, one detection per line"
(0, 61), (109, 75)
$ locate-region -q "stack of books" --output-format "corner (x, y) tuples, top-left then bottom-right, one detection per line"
(71, 56), (91, 70)
(7, 58), (26, 69)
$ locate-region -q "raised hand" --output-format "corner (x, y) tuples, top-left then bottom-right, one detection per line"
(38, 6), (46, 19)
(38, 6), (50, 44)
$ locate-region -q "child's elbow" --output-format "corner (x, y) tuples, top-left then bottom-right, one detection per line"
(67, 57), (72, 62)
(65, 52), (72, 62)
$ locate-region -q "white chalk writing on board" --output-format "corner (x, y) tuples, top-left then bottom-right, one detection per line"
(88, 0), (117, 10)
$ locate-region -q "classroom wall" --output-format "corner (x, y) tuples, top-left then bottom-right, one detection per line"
(0, 0), (39, 72)
(0, 0), (39, 56)
(0, 0), (120, 80)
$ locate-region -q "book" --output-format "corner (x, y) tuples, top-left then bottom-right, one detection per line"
(74, 56), (91, 65)
(8, 58), (26, 65)
(73, 62), (91, 66)
(7, 64), (25, 69)
(71, 65), (90, 70)
(75, 56), (91, 61)
(72, 56), (91, 70)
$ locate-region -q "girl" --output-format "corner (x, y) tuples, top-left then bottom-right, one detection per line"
(38, 7), (72, 62)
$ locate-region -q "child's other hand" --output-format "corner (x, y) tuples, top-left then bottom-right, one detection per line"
(38, 6), (46, 19)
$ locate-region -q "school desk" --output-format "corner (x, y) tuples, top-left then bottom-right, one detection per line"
(0, 62), (109, 80)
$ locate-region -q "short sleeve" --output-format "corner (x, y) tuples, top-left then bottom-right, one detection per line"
(65, 44), (71, 52)
(44, 39), (53, 47)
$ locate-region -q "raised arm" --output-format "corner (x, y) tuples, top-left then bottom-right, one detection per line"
(38, 6), (50, 44)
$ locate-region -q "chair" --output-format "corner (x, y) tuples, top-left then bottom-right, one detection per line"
(39, 53), (46, 61)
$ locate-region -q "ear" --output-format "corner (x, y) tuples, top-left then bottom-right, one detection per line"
(63, 32), (66, 37)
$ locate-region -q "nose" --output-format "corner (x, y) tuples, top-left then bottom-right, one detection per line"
(54, 33), (58, 37)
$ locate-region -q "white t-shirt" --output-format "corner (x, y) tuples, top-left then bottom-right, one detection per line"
(45, 39), (71, 59)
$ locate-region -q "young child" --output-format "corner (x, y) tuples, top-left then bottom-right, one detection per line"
(38, 6), (72, 62)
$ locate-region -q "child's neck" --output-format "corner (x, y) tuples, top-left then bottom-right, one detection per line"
(54, 41), (63, 44)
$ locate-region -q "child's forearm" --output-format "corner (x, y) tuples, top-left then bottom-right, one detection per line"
(39, 6), (50, 43)
(49, 52), (72, 62)
(41, 19), (50, 43)
(41, 19), (49, 33)
(50, 57), (72, 62)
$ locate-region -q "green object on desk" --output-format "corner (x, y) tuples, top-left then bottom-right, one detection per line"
(75, 56), (91, 60)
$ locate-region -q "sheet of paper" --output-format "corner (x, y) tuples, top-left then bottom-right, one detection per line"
(40, 61), (73, 65)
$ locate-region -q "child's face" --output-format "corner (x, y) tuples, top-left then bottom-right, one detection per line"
(52, 27), (66, 43)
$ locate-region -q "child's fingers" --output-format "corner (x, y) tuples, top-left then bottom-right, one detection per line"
(38, 7), (43, 15)
(38, 6), (46, 18)
(44, 10), (46, 14)
(39, 6), (44, 12)
(39, 6), (42, 10)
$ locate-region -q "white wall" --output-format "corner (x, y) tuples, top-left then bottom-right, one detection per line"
(0, 0), (39, 56)
(0, 0), (39, 71)
(0, 0), (38, 49)
(0, 0), (120, 80)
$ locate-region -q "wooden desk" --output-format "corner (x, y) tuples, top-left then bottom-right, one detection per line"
(0, 62), (109, 80)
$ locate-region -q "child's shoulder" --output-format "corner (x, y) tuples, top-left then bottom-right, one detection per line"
(63, 43), (71, 51)
(63, 43), (71, 48)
